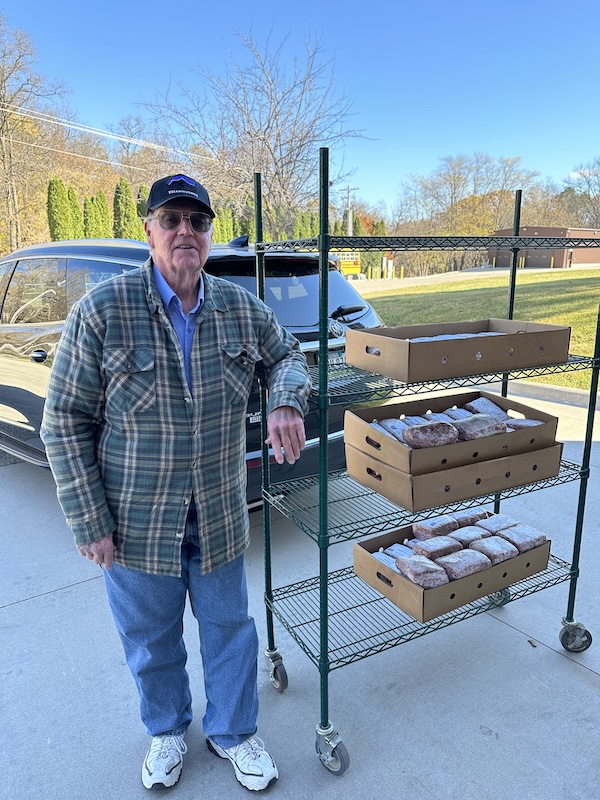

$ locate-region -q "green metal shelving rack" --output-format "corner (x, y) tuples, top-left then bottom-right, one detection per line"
(255, 148), (600, 775)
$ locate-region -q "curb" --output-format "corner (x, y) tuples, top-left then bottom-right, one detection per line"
(504, 379), (599, 410)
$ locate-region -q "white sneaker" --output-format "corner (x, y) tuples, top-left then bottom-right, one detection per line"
(207, 736), (278, 791)
(142, 732), (187, 789)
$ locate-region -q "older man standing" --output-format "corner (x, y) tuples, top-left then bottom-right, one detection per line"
(42, 174), (310, 791)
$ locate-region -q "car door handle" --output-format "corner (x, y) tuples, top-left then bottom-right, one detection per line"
(30, 350), (48, 363)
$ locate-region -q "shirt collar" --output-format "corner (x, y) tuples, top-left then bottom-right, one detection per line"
(152, 264), (204, 314)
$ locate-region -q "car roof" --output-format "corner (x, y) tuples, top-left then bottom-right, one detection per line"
(0, 238), (150, 263)
(0, 237), (330, 268)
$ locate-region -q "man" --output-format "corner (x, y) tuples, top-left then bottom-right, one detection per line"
(41, 174), (311, 792)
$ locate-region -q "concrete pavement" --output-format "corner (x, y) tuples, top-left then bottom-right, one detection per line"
(2, 383), (599, 800)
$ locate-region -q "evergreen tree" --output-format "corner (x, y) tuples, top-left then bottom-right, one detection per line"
(238, 211), (253, 242)
(113, 178), (145, 240)
(310, 211), (320, 237)
(95, 190), (112, 237)
(83, 197), (101, 238)
(292, 213), (302, 240)
(374, 219), (387, 236)
(47, 178), (74, 241)
(232, 211), (241, 239)
(352, 215), (366, 236)
(333, 219), (343, 236)
(137, 184), (149, 218)
(221, 208), (234, 242)
(212, 215), (223, 243)
(68, 187), (84, 238)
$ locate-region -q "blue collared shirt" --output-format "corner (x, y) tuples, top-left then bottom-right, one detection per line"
(152, 265), (205, 390)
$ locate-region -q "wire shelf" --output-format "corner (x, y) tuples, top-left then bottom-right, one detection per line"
(263, 461), (583, 543)
(267, 554), (572, 670)
(309, 355), (597, 405)
(257, 235), (600, 253)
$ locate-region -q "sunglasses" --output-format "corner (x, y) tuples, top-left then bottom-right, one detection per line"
(153, 209), (212, 233)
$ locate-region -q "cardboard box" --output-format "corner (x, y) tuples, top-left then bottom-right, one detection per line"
(345, 319), (571, 382)
(353, 526), (551, 622)
(344, 391), (558, 475)
(345, 442), (563, 512)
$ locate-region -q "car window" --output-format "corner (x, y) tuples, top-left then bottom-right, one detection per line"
(67, 258), (137, 307)
(0, 257), (67, 325)
(0, 260), (17, 317)
(217, 270), (366, 327)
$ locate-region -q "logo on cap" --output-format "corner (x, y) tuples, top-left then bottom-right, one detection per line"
(167, 175), (196, 187)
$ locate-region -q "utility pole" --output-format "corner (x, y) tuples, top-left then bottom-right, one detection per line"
(346, 185), (358, 235)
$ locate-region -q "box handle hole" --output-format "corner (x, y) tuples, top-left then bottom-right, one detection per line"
(367, 467), (382, 481)
(365, 436), (381, 451)
(376, 571), (393, 587)
(366, 346), (381, 356)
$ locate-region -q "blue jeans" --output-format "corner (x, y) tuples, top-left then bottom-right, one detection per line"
(102, 503), (259, 748)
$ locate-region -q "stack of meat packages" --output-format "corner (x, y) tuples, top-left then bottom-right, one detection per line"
(371, 508), (547, 588)
(371, 396), (543, 449)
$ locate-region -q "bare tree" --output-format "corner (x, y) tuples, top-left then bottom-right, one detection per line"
(392, 153), (540, 272)
(0, 15), (66, 251)
(564, 158), (600, 227)
(146, 30), (363, 237)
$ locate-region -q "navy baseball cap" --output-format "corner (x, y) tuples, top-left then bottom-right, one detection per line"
(146, 174), (215, 217)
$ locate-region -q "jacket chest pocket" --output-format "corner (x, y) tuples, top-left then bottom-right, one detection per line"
(221, 344), (260, 406)
(102, 348), (156, 413)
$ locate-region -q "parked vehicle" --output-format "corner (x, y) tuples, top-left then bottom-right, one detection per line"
(0, 237), (383, 505)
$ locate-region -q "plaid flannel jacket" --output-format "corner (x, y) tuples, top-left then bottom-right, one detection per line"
(41, 258), (310, 576)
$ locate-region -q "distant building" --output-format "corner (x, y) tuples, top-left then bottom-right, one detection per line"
(488, 226), (600, 268)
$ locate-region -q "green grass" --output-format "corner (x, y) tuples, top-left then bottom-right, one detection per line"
(364, 270), (600, 391)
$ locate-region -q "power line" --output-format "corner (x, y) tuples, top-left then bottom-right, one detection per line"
(0, 102), (216, 162)
(0, 136), (148, 171)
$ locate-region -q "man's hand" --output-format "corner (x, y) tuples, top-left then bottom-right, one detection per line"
(76, 533), (116, 569)
(266, 406), (306, 465)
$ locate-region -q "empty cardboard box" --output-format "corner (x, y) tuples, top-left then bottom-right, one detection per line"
(345, 319), (571, 383)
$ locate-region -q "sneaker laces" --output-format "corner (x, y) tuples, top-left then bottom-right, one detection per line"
(229, 737), (270, 774)
(151, 733), (187, 762)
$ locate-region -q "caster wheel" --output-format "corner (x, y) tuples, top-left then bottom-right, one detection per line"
(270, 663), (288, 692)
(316, 739), (350, 775)
(489, 588), (511, 607)
(560, 625), (592, 653)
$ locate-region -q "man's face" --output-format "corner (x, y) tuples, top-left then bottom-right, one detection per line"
(144, 199), (213, 277)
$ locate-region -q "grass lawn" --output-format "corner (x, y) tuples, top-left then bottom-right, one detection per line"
(364, 269), (600, 391)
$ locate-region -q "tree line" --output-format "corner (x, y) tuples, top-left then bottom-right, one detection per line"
(2, 15), (600, 277)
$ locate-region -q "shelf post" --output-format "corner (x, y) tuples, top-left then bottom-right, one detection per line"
(507, 189), (522, 322)
(317, 146), (332, 729)
(255, 172), (277, 653)
(563, 302), (600, 623)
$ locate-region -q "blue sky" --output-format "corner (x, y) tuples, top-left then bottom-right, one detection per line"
(3, 0), (599, 212)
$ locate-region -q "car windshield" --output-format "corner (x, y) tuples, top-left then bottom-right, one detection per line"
(206, 264), (366, 327)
